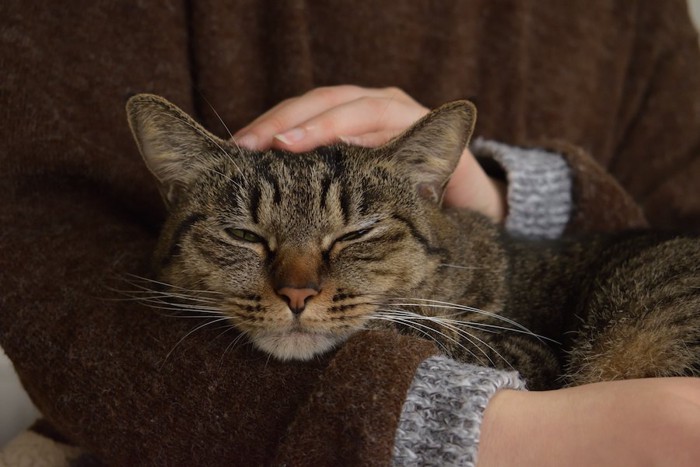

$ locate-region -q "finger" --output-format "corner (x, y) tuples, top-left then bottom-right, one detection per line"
(234, 86), (412, 149)
(339, 130), (403, 148)
(270, 97), (428, 152)
(237, 85), (410, 136)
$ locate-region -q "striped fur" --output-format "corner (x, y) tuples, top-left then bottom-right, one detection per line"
(127, 94), (700, 389)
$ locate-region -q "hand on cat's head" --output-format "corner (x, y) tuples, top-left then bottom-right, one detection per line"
(233, 85), (506, 223)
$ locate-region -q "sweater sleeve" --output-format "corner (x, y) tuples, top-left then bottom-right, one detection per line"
(472, 138), (573, 239)
(393, 355), (526, 467)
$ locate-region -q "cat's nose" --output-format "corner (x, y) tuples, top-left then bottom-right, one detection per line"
(277, 287), (319, 315)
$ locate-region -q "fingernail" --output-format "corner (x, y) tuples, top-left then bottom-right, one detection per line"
(339, 135), (358, 145)
(235, 133), (258, 149)
(274, 127), (306, 145)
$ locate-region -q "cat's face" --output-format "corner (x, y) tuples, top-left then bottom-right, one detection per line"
(127, 94), (476, 360)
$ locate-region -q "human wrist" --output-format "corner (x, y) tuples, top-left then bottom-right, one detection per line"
(443, 148), (508, 223)
(477, 389), (541, 467)
(393, 355), (525, 466)
(484, 176), (507, 223)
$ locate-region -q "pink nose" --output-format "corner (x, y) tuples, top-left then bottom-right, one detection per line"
(277, 287), (319, 315)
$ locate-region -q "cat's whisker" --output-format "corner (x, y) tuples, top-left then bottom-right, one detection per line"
(122, 294), (222, 311)
(375, 312), (495, 368)
(373, 309), (492, 366)
(368, 314), (454, 358)
(419, 316), (515, 371)
(107, 290), (221, 307)
(374, 304), (558, 345)
(220, 331), (249, 367)
(162, 316), (233, 365)
(108, 275), (230, 323)
(211, 165), (246, 191)
(110, 286), (227, 317)
(437, 263), (484, 270)
(121, 273), (225, 296)
(375, 309), (499, 367)
(153, 298), (221, 309)
(465, 322), (560, 344)
(113, 283), (219, 300)
(200, 93), (234, 141)
(383, 297), (541, 342)
(142, 305), (225, 317)
(161, 313), (228, 319)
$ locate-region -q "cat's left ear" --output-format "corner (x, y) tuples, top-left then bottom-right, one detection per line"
(377, 100), (476, 203)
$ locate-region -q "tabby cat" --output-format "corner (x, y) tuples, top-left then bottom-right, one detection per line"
(126, 94), (700, 390)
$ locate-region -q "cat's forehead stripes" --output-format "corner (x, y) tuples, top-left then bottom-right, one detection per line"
(248, 183), (262, 224)
(229, 149), (363, 231)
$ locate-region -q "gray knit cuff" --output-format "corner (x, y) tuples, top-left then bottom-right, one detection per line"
(392, 355), (526, 467)
(471, 138), (572, 239)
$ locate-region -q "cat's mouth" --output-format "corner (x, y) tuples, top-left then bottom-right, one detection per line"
(251, 329), (346, 361)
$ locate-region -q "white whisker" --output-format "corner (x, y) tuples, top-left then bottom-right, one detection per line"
(121, 273), (224, 296)
(373, 309), (493, 365)
(375, 309), (496, 367)
(162, 316), (232, 365)
(220, 331), (248, 366)
(437, 263), (483, 270)
(200, 93), (234, 140)
(374, 304), (558, 345)
(368, 314), (453, 357)
(383, 297), (546, 343)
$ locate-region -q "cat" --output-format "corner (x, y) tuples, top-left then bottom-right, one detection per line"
(126, 93), (700, 390)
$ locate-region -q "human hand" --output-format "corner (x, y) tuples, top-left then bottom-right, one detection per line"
(233, 85), (506, 222)
(478, 378), (700, 467)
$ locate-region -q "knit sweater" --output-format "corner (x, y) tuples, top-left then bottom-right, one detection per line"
(2, 0), (698, 465)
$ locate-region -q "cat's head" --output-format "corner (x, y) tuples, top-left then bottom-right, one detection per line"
(126, 93), (476, 360)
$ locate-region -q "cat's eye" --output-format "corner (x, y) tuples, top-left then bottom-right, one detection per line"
(225, 228), (264, 243)
(337, 228), (372, 243)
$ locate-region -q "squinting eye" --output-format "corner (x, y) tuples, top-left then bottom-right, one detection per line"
(337, 228), (372, 243)
(225, 228), (264, 243)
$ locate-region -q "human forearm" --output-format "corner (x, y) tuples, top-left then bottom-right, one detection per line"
(478, 378), (700, 467)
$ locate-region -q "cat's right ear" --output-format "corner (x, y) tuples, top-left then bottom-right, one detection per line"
(126, 94), (225, 207)
(375, 100), (477, 204)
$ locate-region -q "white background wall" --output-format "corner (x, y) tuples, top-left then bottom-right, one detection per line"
(691, 0), (700, 33)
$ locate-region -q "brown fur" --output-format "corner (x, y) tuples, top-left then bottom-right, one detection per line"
(127, 94), (700, 390)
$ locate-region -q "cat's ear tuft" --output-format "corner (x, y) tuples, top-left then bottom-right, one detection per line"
(126, 93), (226, 207)
(379, 100), (477, 203)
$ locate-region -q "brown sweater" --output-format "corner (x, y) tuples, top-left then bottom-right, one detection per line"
(1, 0), (699, 464)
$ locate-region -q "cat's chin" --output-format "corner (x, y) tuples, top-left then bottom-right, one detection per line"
(252, 331), (342, 361)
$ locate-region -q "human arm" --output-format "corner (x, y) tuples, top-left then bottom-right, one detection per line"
(396, 358), (700, 467)
(478, 377), (700, 467)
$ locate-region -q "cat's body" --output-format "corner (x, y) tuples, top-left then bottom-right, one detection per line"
(127, 94), (700, 390)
